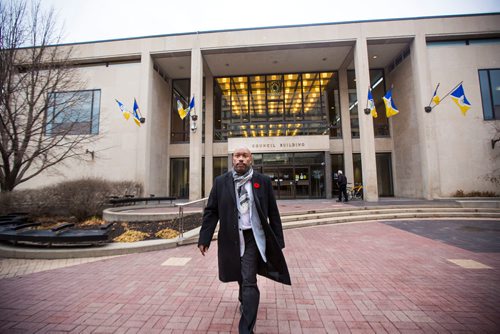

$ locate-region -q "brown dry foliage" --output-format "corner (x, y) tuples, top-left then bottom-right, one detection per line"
(0, 178), (143, 221)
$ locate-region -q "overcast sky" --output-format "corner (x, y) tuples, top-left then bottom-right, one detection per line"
(40, 0), (500, 44)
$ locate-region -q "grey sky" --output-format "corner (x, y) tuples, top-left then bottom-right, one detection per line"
(41, 0), (500, 44)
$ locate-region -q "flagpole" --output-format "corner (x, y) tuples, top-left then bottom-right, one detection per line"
(428, 83), (440, 106)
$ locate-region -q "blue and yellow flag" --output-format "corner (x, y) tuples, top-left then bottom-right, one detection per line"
(368, 89), (377, 118)
(383, 88), (399, 118)
(132, 99), (141, 126)
(188, 96), (195, 113)
(177, 99), (188, 120)
(115, 99), (131, 120)
(450, 83), (471, 116)
(177, 96), (195, 120)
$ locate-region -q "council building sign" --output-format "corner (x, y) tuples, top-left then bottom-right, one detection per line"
(228, 135), (330, 153)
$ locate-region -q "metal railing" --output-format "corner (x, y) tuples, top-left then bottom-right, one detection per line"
(174, 197), (208, 240)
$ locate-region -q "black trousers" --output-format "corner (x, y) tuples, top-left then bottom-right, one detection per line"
(339, 184), (348, 202)
(238, 229), (260, 334)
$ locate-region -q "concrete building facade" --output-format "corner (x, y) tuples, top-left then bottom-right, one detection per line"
(22, 14), (500, 201)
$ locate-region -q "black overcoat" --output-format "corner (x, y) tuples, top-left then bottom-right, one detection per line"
(198, 171), (291, 285)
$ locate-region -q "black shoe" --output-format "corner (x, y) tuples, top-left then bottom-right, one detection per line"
(336, 200), (341, 202)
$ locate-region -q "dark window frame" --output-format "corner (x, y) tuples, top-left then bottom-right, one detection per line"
(478, 68), (500, 121)
(45, 89), (101, 136)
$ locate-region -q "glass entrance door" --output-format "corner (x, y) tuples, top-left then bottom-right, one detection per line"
(263, 166), (313, 199)
(294, 167), (310, 198)
(279, 167), (294, 199)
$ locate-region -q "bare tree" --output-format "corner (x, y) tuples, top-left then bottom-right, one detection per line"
(0, 0), (95, 192)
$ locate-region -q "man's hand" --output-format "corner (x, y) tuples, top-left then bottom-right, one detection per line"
(198, 245), (209, 256)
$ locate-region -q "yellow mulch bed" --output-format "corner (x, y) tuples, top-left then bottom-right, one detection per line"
(155, 228), (180, 239)
(113, 230), (150, 242)
(80, 217), (106, 226)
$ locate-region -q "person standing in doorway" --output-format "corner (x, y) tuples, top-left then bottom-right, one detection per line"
(337, 170), (348, 202)
(198, 147), (291, 334)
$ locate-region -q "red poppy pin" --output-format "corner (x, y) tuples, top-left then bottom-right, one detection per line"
(253, 182), (260, 189)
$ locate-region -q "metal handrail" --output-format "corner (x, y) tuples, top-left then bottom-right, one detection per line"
(175, 197), (208, 239)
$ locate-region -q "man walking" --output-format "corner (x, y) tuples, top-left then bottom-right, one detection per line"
(198, 147), (291, 334)
(337, 170), (348, 202)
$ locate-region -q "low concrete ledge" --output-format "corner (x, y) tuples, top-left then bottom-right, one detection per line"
(103, 204), (201, 222)
(0, 226), (202, 259)
(457, 200), (500, 208)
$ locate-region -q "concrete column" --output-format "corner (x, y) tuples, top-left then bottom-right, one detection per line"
(189, 45), (204, 200)
(204, 71), (214, 197)
(411, 33), (440, 199)
(354, 37), (378, 201)
(324, 152), (332, 198)
(338, 68), (354, 183)
(139, 51), (154, 196)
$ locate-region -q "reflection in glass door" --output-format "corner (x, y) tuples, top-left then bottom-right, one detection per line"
(279, 167), (294, 199)
(294, 167), (310, 198)
(263, 167), (278, 197)
(263, 166), (313, 199)
(263, 167), (297, 199)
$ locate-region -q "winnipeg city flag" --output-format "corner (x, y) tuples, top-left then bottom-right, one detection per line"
(383, 89), (399, 118)
(132, 99), (142, 126)
(177, 97), (195, 120)
(450, 83), (471, 116)
(115, 99), (131, 120)
(368, 88), (377, 118)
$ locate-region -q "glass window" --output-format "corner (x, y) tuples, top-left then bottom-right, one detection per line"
(284, 73), (302, 122)
(323, 72), (341, 138)
(479, 69), (500, 120)
(213, 157), (228, 179)
(46, 90), (100, 135)
(267, 74), (284, 123)
(348, 69), (390, 137)
(171, 79), (190, 143)
(263, 153), (292, 165)
(250, 75), (267, 126)
(170, 158), (189, 198)
(376, 153), (394, 196)
(294, 152), (324, 164)
(347, 70), (359, 138)
(331, 154), (345, 197)
(213, 71), (336, 140)
(370, 69), (390, 137)
(353, 153), (363, 186)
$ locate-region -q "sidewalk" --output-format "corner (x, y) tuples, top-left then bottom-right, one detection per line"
(1, 215), (499, 333)
(106, 197), (462, 217)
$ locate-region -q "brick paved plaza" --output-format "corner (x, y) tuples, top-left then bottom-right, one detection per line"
(0, 219), (499, 333)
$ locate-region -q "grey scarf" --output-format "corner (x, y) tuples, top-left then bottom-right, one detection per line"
(232, 168), (253, 214)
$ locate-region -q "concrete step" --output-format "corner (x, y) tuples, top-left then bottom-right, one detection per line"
(281, 207), (500, 223)
(282, 211), (500, 230)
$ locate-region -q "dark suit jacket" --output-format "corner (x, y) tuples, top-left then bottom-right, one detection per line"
(198, 171), (291, 285)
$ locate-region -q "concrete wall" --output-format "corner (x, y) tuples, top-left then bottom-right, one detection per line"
(147, 71), (171, 196)
(388, 56), (424, 198)
(19, 62), (143, 190)
(428, 41), (500, 195)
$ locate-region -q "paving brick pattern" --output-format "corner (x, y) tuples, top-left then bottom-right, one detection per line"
(0, 221), (499, 333)
(0, 257), (119, 279)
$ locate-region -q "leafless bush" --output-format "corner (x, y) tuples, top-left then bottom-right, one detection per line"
(453, 189), (497, 197)
(0, 178), (143, 220)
